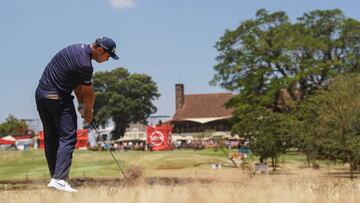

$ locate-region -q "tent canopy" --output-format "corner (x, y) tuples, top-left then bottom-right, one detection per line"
(0, 136), (16, 145)
(1, 135), (16, 141)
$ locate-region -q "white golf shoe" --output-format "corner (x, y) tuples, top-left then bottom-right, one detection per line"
(48, 178), (78, 192)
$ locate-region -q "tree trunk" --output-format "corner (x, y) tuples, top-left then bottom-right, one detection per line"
(260, 156), (264, 164)
(350, 162), (354, 180)
(272, 156), (277, 171)
(306, 153), (311, 167)
(347, 155), (356, 180)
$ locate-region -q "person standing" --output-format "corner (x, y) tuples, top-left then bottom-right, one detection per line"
(35, 37), (119, 192)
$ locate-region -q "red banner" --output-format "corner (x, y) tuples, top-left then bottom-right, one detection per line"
(0, 138), (15, 145)
(146, 125), (172, 151)
(38, 129), (88, 149)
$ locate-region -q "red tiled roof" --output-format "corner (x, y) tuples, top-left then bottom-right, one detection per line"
(173, 93), (234, 120)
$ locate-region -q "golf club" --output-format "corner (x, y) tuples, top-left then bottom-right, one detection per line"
(90, 121), (127, 179)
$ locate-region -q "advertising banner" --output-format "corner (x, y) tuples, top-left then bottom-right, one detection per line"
(146, 125), (172, 151)
(38, 129), (88, 149)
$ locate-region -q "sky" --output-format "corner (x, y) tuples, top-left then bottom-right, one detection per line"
(1, 0), (360, 129)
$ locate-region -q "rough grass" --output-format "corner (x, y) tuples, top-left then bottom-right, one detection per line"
(2, 149), (360, 202)
(1, 174), (360, 203)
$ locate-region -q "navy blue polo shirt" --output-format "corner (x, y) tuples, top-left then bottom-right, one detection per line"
(39, 44), (93, 96)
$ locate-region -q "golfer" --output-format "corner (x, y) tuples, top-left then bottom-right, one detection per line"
(35, 37), (119, 192)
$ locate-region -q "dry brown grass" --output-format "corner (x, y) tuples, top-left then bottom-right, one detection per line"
(2, 170), (360, 203)
(122, 164), (145, 186)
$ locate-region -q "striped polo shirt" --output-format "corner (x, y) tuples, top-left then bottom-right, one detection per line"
(39, 44), (93, 96)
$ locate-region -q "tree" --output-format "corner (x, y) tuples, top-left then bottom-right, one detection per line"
(0, 115), (28, 137)
(211, 9), (300, 165)
(232, 105), (293, 170)
(299, 74), (360, 178)
(292, 106), (320, 167)
(211, 9), (360, 166)
(92, 67), (160, 140)
(212, 9), (360, 104)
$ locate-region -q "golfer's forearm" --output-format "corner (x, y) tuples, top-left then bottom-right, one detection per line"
(74, 85), (95, 107)
(82, 85), (95, 123)
(74, 85), (84, 103)
(83, 87), (95, 112)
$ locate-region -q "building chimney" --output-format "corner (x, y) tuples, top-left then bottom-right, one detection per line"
(175, 84), (184, 110)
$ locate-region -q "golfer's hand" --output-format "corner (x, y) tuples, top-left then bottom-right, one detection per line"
(77, 103), (86, 117)
(83, 110), (93, 123)
(78, 103), (92, 123)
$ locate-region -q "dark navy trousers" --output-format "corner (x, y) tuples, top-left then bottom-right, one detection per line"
(35, 86), (77, 180)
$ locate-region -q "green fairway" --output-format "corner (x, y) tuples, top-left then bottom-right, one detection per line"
(0, 149), (231, 180)
(0, 148), (351, 181)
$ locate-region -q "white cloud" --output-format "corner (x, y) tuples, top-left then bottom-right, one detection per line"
(109, 0), (136, 9)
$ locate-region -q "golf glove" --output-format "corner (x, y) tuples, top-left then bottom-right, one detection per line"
(77, 103), (86, 117)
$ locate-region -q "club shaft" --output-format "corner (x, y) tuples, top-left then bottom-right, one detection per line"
(90, 122), (127, 179)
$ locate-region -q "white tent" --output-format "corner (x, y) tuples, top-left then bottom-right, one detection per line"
(211, 131), (229, 137)
(1, 135), (16, 141)
(117, 136), (146, 142)
(229, 135), (241, 140)
(183, 116), (232, 124)
(171, 135), (194, 141)
(117, 133), (147, 142)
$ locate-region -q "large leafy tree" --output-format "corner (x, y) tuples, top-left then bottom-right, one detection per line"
(92, 67), (160, 140)
(212, 9), (360, 103)
(299, 74), (360, 178)
(0, 115), (28, 137)
(212, 9), (297, 163)
(212, 9), (360, 163)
